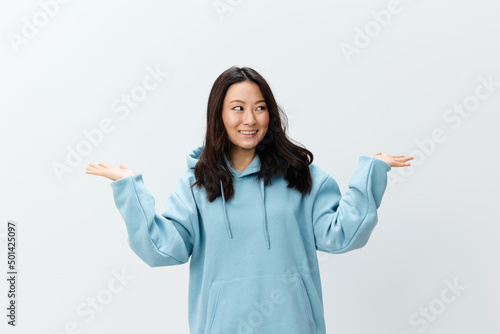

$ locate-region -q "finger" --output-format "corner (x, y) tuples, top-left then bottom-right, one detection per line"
(86, 166), (101, 172)
(86, 164), (100, 169)
(85, 165), (105, 173)
(98, 163), (113, 169)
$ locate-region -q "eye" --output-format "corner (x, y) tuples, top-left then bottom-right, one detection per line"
(232, 105), (266, 111)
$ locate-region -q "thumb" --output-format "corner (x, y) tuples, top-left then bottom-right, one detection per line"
(119, 164), (127, 169)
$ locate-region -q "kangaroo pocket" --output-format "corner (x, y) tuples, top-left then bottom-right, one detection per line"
(204, 273), (316, 334)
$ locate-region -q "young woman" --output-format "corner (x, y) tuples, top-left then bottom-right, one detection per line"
(86, 66), (413, 334)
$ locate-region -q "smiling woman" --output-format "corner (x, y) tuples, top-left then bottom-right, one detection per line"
(222, 80), (270, 172)
(86, 65), (413, 334)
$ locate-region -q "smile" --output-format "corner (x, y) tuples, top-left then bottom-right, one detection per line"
(238, 130), (258, 135)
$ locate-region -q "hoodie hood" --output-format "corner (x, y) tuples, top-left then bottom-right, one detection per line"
(187, 145), (270, 249)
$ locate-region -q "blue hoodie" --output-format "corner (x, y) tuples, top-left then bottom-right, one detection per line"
(110, 145), (391, 334)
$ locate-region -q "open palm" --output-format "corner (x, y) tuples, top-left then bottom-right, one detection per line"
(372, 153), (414, 167)
(85, 163), (135, 181)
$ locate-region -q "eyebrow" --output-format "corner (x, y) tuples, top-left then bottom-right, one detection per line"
(229, 99), (266, 104)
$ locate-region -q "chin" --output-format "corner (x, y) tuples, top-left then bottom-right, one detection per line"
(238, 144), (258, 150)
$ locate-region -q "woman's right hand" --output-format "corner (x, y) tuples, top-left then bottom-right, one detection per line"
(85, 163), (135, 181)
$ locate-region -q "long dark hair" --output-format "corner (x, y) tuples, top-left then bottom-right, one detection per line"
(190, 66), (313, 202)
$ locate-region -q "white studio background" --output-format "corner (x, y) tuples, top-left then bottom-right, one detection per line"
(0, 0), (499, 333)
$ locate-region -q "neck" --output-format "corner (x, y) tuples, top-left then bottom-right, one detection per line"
(227, 146), (256, 172)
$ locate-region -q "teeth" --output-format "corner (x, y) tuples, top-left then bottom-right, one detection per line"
(239, 130), (257, 134)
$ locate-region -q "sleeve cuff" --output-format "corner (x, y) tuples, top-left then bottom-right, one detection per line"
(359, 155), (391, 172)
(110, 173), (143, 190)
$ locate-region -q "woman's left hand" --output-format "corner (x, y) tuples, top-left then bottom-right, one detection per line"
(372, 153), (414, 167)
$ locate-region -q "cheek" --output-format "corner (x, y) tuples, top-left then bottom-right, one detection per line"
(223, 115), (241, 134)
(221, 111), (234, 129)
(260, 113), (270, 127)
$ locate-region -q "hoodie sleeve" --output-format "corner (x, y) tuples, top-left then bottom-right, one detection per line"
(312, 156), (391, 254)
(110, 173), (195, 267)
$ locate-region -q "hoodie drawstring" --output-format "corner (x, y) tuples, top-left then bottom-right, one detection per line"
(260, 180), (270, 249)
(220, 179), (270, 249)
(219, 180), (233, 239)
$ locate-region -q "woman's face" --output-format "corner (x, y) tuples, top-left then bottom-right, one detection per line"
(222, 81), (269, 154)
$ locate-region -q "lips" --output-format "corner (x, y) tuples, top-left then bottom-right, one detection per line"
(238, 130), (258, 134)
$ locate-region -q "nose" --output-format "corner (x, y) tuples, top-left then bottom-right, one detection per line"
(242, 109), (257, 125)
